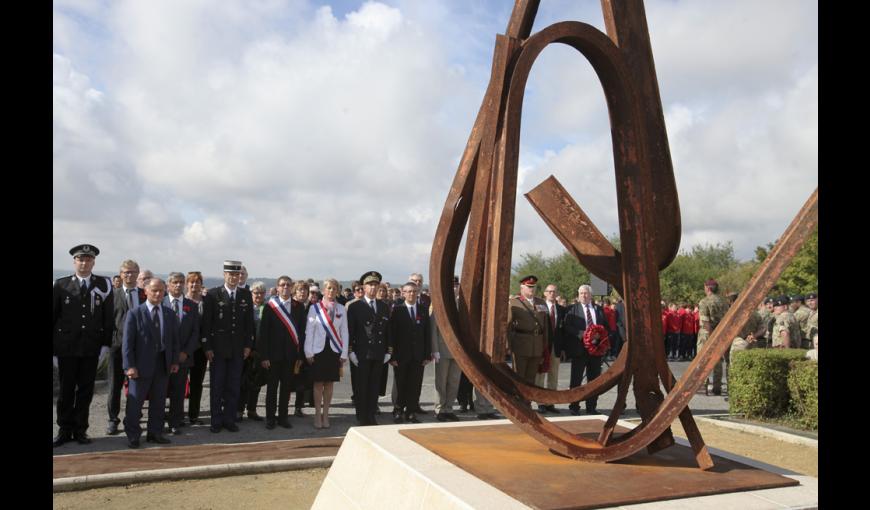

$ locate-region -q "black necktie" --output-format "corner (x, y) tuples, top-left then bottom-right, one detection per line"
(585, 304), (594, 326)
(80, 279), (87, 293)
(151, 306), (162, 353)
(229, 291), (235, 305)
(409, 306), (415, 321)
(370, 300), (376, 313)
(128, 288), (135, 308)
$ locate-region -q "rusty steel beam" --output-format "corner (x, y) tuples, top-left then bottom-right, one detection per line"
(428, 0), (818, 468)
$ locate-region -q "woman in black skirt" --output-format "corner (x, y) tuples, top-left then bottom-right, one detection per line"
(304, 278), (349, 428)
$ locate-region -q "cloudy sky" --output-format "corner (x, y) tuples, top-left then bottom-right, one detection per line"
(53, 0), (817, 282)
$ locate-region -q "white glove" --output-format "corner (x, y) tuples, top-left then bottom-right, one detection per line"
(349, 352), (359, 366)
(99, 346), (110, 364)
(383, 353), (391, 364)
(433, 352), (441, 363)
(53, 356), (58, 369)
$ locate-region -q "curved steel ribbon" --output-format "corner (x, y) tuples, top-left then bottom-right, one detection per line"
(428, 0), (819, 467)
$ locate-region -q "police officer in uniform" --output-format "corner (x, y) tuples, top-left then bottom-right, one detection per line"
(53, 244), (114, 447)
(697, 278), (730, 395)
(201, 260), (254, 433)
(507, 276), (549, 386)
(347, 271), (393, 426)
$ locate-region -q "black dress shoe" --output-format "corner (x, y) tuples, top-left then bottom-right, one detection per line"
(294, 408), (305, 418)
(53, 431), (72, 448)
(546, 405), (560, 414)
(146, 434), (171, 444)
(436, 413), (449, 422)
(128, 437), (140, 449)
(477, 413), (497, 420)
(458, 405), (468, 413)
(278, 419), (292, 429)
(236, 412), (244, 421)
(224, 422), (239, 432)
(170, 427), (182, 436)
(444, 413), (460, 422)
(106, 422), (120, 435)
(569, 408), (581, 416)
(248, 412), (264, 421)
(586, 408), (598, 415)
(393, 412), (404, 424)
(405, 414), (421, 424)
(188, 418), (203, 426)
(266, 420), (276, 430)
(413, 407), (429, 414)
(74, 432), (92, 444)
(210, 425), (221, 433)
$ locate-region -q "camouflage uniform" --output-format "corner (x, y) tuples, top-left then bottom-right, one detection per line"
(507, 296), (548, 385)
(730, 309), (764, 357)
(771, 311), (801, 348)
(757, 307), (773, 348)
(805, 309), (818, 343)
(793, 304), (812, 349)
(698, 292), (730, 393)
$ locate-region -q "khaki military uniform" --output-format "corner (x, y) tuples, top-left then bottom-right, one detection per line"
(730, 310), (763, 357)
(805, 309), (818, 344)
(507, 296), (549, 385)
(698, 292), (730, 392)
(793, 305), (812, 349)
(757, 308), (772, 348)
(772, 311), (801, 348)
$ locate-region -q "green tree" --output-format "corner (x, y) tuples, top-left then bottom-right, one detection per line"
(511, 251), (590, 300)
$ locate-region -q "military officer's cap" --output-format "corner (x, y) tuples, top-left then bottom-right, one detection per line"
(806, 292), (817, 300)
(773, 295), (790, 306)
(704, 278), (718, 287)
(223, 260), (243, 272)
(790, 294), (804, 302)
(70, 244), (99, 258)
(763, 297), (774, 305)
(519, 275), (538, 286)
(360, 271), (382, 285)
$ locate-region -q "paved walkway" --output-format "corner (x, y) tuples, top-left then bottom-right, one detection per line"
(53, 360), (731, 475)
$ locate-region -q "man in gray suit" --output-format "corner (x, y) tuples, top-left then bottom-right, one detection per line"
(165, 272), (200, 435)
(106, 259), (144, 435)
(122, 278), (180, 448)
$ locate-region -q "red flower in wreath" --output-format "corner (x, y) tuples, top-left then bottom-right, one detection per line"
(583, 324), (610, 357)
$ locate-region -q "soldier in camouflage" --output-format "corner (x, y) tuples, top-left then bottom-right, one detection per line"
(771, 295), (801, 348)
(790, 294), (813, 349)
(729, 295), (767, 357)
(804, 292), (818, 343)
(697, 278), (729, 395)
(756, 297), (774, 348)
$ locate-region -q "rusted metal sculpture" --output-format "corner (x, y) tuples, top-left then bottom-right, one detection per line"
(429, 0), (818, 468)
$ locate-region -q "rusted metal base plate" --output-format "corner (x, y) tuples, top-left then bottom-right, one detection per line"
(399, 419), (798, 510)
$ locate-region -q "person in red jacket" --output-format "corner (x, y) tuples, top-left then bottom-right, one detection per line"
(679, 303), (695, 361)
(665, 303), (682, 361)
(692, 305), (700, 358)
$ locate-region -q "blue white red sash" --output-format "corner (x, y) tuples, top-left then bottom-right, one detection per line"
(267, 296), (300, 348)
(314, 301), (343, 353)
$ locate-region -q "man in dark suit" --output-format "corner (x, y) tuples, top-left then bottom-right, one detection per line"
(201, 260), (254, 433)
(536, 283), (566, 413)
(389, 282), (431, 423)
(563, 284), (607, 415)
(258, 275), (302, 430)
(106, 259), (145, 436)
(165, 272), (200, 435)
(53, 244), (114, 447)
(347, 271), (392, 425)
(122, 278), (180, 448)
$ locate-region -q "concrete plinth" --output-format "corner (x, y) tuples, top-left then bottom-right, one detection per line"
(312, 416), (817, 510)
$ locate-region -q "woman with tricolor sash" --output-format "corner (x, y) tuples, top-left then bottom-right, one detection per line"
(304, 278), (349, 428)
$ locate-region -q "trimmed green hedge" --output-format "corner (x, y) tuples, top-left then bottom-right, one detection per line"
(729, 348), (808, 419)
(788, 359), (818, 430)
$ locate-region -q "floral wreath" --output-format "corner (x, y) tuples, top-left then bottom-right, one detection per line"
(583, 323), (610, 357)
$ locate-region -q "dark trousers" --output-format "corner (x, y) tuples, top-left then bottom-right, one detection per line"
(187, 348), (207, 420)
(124, 354), (169, 439)
(568, 353), (603, 412)
(379, 362), (389, 396)
(349, 362), (358, 402)
(394, 360), (424, 414)
(56, 356), (98, 434)
(265, 359), (293, 421)
(355, 358), (384, 423)
(209, 356), (243, 428)
(167, 366), (190, 427)
(457, 372), (474, 408)
(107, 346), (125, 424)
(609, 332), (623, 358)
(238, 356), (262, 416)
(666, 333), (680, 357)
(679, 333), (696, 359)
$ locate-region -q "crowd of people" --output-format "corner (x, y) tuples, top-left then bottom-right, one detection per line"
(53, 243), (818, 450)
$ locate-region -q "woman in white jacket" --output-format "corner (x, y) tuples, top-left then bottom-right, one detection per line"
(304, 278), (349, 428)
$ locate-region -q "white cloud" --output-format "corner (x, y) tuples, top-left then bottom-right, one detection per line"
(53, 0), (817, 282)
